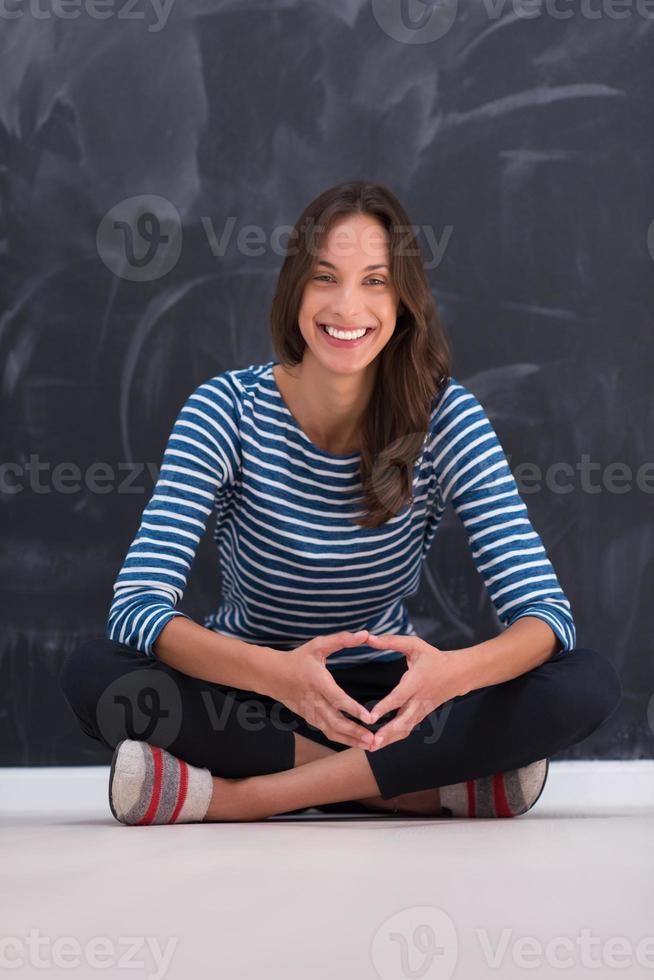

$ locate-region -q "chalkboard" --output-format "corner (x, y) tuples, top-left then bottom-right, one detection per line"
(1, 4), (652, 766)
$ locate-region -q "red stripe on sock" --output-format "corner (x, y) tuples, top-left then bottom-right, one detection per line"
(466, 779), (476, 817)
(138, 745), (163, 825)
(493, 772), (513, 817)
(169, 759), (189, 823)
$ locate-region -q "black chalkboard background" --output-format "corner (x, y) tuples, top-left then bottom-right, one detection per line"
(1, 3), (652, 765)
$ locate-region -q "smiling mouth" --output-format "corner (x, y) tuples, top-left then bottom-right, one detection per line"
(318, 323), (375, 340)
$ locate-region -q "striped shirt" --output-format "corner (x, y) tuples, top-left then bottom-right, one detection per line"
(106, 359), (576, 668)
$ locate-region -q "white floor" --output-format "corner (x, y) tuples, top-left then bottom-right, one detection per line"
(1, 762), (653, 980)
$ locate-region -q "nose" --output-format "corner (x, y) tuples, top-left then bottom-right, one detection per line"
(326, 282), (369, 319)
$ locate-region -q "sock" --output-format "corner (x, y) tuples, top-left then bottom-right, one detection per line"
(109, 740), (214, 826)
(439, 758), (549, 818)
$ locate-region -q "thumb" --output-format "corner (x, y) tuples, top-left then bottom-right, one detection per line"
(315, 629), (369, 658)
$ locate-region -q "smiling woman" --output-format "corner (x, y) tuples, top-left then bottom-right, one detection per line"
(59, 180), (622, 825)
(269, 185), (451, 527)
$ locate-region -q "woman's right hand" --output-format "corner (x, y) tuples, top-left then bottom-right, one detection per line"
(266, 630), (375, 750)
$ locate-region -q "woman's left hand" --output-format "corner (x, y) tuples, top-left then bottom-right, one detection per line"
(365, 634), (465, 750)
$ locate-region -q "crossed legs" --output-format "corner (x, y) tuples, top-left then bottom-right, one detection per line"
(60, 639), (621, 823)
(203, 731), (442, 821)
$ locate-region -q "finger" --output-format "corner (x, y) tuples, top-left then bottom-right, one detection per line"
(368, 677), (412, 723)
(370, 702), (419, 749)
(321, 702), (374, 748)
(314, 629), (369, 656)
(366, 633), (414, 652)
(316, 697), (372, 748)
(325, 677), (374, 724)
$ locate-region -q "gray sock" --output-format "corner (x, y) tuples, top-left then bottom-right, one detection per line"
(109, 740), (214, 825)
(439, 759), (549, 818)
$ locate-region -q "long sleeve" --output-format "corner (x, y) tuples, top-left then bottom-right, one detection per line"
(106, 373), (241, 657)
(427, 378), (577, 654)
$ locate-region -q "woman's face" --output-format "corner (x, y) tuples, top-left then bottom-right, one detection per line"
(296, 213), (402, 377)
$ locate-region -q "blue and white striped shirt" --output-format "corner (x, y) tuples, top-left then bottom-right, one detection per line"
(106, 360), (576, 668)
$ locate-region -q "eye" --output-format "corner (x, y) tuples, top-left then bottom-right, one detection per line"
(312, 275), (387, 286)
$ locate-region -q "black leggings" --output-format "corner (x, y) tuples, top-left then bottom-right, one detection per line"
(59, 637), (622, 805)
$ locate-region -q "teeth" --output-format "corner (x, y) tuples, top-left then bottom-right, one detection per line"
(322, 324), (369, 340)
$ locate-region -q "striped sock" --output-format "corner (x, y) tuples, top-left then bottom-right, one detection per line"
(439, 758), (549, 818)
(109, 740), (214, 825)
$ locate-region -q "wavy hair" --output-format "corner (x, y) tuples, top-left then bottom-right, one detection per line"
(269, 181), (452, 529)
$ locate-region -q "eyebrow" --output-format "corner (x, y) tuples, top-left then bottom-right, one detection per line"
(315, 260), (389, 272)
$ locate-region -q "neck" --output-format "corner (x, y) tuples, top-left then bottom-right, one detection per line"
(276, 352), (377, 455)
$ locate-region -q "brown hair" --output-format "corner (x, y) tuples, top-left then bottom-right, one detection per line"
(269, 180), (452, 529)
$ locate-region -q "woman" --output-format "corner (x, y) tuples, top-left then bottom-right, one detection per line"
(59, 181), (621, 825)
